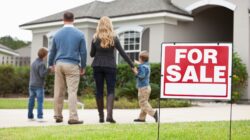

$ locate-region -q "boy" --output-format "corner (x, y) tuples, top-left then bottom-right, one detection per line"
(28, 48), (48, 121)
(132, 51), (158, 122)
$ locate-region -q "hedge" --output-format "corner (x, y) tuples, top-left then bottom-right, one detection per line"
(0, 52), (248, 102)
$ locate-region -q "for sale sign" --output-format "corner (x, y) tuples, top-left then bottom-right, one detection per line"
(160, 43), (232, 100)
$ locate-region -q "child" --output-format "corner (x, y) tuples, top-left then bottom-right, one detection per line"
(28, 48), (48, 121)
(132, 51), (158, 122)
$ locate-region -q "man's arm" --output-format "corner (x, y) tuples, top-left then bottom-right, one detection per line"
(48, 38), (57, 67)
(80, 34), (87, 69)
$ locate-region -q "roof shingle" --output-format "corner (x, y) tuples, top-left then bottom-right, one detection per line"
(20, 0), (190, 27)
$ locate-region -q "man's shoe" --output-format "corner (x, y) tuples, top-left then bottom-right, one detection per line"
(106, 118), (116, 123)
(134, 119), (146, 122)
(55, 118), (63, 123)
(153, 111), (158, 123)
(68, 120), (83, 125)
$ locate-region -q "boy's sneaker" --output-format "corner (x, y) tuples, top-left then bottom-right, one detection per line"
(68, 119), (83, 125)
(153, 111), (158, 123)
(28, 118), (35, 121)
(37, 118), (45, 123)
(134, 119), (146, 122)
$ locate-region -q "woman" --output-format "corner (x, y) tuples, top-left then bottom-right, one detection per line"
(90, 16), (134, 123)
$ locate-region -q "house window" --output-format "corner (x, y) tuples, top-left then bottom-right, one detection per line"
(118, 31), (140, 63)
(116, 26), (143, 64)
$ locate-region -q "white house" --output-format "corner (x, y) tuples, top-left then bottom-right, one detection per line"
(0, 44), (19, 65)
(20, 0), (250, 100)
(0, 44), (31, 66)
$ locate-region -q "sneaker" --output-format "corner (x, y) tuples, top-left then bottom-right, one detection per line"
(37, 118), (45, 123)
(134, 119), (146, 122)
(153, 111), (158, 123)
(28, 118), (35, 121)
(68, 120), (83, 125)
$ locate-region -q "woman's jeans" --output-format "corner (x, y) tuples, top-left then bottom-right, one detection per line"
(28, 87), (44, 119)
(93, 67), (116, 97)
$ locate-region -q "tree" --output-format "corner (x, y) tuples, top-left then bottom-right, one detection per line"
(0, 36), (31, 50)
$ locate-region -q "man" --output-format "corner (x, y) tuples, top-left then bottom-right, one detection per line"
(48, 12), (87, 125)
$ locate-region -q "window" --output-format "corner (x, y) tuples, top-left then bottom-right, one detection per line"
(118, 31), (140, 63)
(43, 35), (48, 48)
(116, 26), (143, 64)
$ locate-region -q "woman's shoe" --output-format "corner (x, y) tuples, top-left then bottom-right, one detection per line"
(100, 118), (104, 123)
(106, 118), (116, 123)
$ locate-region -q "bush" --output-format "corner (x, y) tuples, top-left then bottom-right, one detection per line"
(0, 53), (248, 103)
(232, 53), (248, 102)
(0, 65), (29, 96)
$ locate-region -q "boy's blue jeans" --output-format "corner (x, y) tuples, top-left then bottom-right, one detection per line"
(28, 87), (44, 119)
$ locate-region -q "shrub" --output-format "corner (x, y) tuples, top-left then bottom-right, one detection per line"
(232, 52), (248, 102)
(0, 65), (16, 96)
(0, 65), (29, 96)
(0, 53), (248, 103)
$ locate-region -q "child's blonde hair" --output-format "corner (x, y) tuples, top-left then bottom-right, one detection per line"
(139, 51), (149, 62)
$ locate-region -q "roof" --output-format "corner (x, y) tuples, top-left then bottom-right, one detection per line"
(0, 44), (19, 56)
(20, 0), (190, 27)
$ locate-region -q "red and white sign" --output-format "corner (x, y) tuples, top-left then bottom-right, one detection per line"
(160, 43), (232, 100)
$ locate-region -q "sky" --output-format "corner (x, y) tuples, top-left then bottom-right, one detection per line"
(0, 0), (112, 42)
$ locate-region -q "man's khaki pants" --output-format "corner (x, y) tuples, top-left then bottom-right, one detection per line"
(54, 62), (80, 121)
(138, 86), (156, 120)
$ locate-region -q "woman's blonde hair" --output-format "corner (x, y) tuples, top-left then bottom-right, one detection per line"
(94, 16), (115, 48)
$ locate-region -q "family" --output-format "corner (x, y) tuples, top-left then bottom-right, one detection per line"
(28, 12), (158, 125)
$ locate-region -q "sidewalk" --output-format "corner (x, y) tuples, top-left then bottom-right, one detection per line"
(0, 103), (249, 128)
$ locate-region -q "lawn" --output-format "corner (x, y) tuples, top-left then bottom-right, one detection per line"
(0, 121), (249, 140)
(0, 98), (191, 109)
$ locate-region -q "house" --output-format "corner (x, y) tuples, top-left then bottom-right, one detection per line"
(0, 44), (31, 66)
(0, 44), (19, 65)
(20, 0), (250, 100)
(15, 45), (31, 66)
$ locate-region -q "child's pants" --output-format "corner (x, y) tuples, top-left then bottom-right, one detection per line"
(28, 87), (44, 119)
(138, 86), (156, 120)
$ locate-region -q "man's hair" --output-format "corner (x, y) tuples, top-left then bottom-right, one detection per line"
(139, 50), (149, 62)
(38, 48), (48, 59)
(63, 12), (74, 22)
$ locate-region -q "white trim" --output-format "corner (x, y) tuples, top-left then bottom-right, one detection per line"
(115, 26), (144, 35)
(21, 12), (193, 30)
(0, 48), (19, 56)
(20, 18), (99, 30)
(112, 12), (193, 22)
(186, 0), (236, 13)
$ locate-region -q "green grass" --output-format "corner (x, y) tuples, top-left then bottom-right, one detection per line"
(0, 121), (249, 140)
(0, 98), (191, 109)
(0, 98), (82, 109)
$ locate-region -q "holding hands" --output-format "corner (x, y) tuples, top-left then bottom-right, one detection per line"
(80, 68), (85, 76)
(132, 67), (138, 75)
